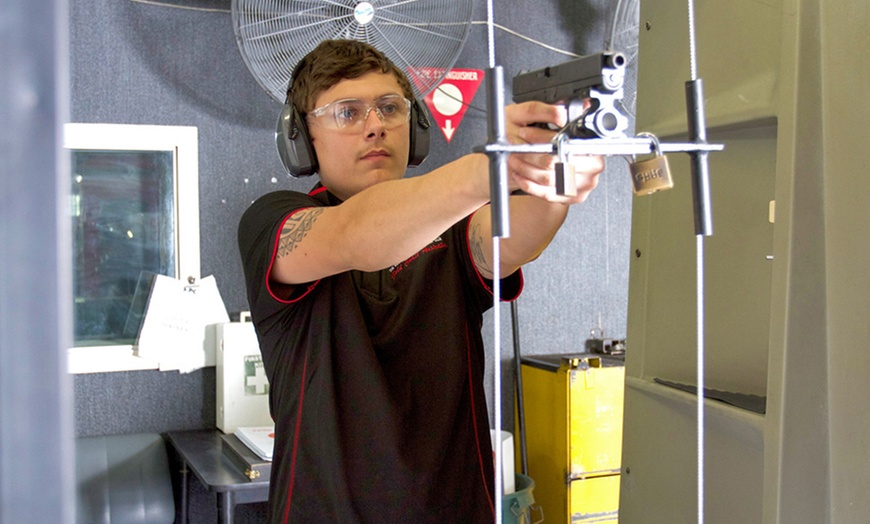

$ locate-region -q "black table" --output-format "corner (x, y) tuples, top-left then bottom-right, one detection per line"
(165, 430), (270, 524)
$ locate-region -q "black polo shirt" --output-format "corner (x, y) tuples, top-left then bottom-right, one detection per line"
(238, 185), (522, 523)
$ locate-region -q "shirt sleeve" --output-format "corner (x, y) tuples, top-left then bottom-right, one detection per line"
(457, 212), (524, 311)
(237, 190), (322, 315)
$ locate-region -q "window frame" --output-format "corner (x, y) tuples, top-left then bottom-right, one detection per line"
(63, 123), (200, 374)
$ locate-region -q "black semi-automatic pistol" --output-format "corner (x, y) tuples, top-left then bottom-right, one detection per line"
(513, 51), (628, 139)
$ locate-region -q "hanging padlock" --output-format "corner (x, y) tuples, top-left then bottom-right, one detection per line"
(630, 132), (674, 196)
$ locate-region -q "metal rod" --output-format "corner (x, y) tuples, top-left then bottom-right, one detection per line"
(486, 66), (511, 240)
(478, 138), (723, 157)
(511, 300), (529, 475)
(686, 79), (713, 237)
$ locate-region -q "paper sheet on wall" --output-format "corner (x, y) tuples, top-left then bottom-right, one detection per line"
(135, 275), (230, 372)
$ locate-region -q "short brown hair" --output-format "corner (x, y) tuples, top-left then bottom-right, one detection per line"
(289, 40), (415, 115)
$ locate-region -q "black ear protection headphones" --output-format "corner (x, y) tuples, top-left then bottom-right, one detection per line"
(276, 59), (432, 178)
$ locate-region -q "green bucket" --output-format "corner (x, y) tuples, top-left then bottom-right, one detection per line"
(502, 473), (541, 524)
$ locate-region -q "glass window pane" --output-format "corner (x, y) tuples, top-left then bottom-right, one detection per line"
(71, 150), (176, 346)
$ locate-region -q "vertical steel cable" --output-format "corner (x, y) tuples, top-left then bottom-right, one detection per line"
(486, 0), (496, 69)
(687, 1), (705, 523)
(695, 235), (705, 524)
(485, 1), (504, 522)
(687, 0), (699, 80)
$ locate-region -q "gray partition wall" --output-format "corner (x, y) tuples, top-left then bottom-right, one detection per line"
(1, 0), (75, 522)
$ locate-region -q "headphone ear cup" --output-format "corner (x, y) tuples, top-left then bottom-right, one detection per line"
(276, 103), (318, 177)
(408, 99), (431, 167)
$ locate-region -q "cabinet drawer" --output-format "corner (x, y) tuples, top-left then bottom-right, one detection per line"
(569, 474), (620, 523)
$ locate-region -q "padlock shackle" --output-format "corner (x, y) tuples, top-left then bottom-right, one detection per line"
(635, 131), (663, 157)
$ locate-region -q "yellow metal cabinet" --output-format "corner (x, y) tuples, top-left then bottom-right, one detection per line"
(518, 354), (624, 523)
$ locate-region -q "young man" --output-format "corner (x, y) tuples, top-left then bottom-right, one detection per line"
(238, 40), (603, 523)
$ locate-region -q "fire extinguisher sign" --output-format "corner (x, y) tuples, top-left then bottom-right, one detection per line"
(418, 68), (485, 143)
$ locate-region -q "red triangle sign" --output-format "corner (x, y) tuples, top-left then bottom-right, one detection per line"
(416, 68), (485, 143)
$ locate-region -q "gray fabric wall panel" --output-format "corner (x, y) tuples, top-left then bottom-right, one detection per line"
(71, 0), (630, 446)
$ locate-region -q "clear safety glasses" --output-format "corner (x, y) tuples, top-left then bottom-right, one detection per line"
(307, 95), (412, 131)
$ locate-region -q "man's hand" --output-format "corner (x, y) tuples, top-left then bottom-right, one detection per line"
(464, 101), (606, 279)
(504, 101), (604, 204)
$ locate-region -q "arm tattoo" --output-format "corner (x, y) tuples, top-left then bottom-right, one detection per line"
(469, 222), (494, 277)
(277, 208), (324, 258)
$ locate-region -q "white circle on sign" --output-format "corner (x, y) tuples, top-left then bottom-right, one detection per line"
(432, 83), (463, 117)
(354, 2), (375, 25)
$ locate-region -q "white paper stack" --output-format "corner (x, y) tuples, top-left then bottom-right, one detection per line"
(235, 426), (275, 461)
(135, 274), (230, 372)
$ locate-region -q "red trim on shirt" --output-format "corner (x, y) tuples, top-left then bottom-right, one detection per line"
(266, 208), (320, 304)
(466, 323), (495, 517)
(465, 210), (524, 300)
(283, 348), (309, 524)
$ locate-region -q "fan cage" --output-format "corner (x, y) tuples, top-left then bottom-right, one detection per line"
(232, 0), (474, 103)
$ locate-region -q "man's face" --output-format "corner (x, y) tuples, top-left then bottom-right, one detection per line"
(308, 72), (411, 200)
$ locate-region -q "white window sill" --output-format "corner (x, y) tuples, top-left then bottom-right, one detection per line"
(68, 341), (219, 374)
(68, 346), (159, 374)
